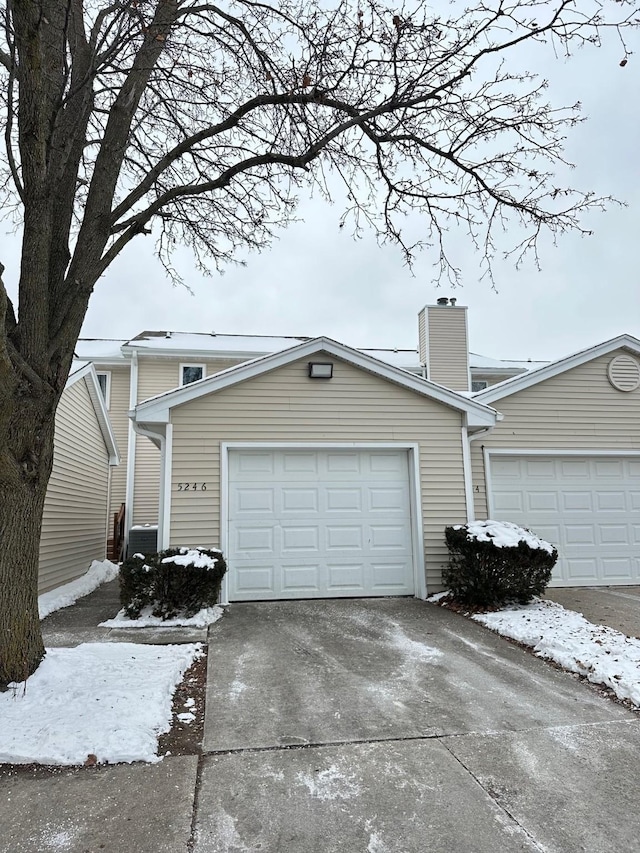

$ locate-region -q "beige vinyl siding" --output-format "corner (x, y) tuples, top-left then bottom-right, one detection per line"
(426, 306), (469, 391)
(418, 307), (427, 365)
(471, 349), (640, 518)
(39, 378), (110, 593)
(132, 355), (251, 524)
(105, 364), (130, 520)
(169, 353), (469, 592)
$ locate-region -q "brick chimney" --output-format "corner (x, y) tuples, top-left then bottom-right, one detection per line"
(418, 298), (470, 391)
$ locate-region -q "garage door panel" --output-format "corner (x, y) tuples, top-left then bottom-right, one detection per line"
(599, 524), (629, 545)
(282, 565), (321, 592)
(327, 452), (360, 473)
(326, 488), (362, 512)
(566, 559), (598, 581)
(236, 452), (274, 474)
(281, 488), (318, 512)
(369, 488), (406, 512)
(235, 488), (274, 513)
(327, 563), (365, 590)
(235, 527), (275, 554)
(565, 525), (595, 545)
(525, 459), (555, 477)
(602, 558), (633, 580)
(527, 492), (559, 512)
(281, 526), (319, 552)
(372, 562), (413, 589)
(490, 454), (640, 587)
(229, 449), (415, 601)
(282, 453), (318, 473)
(562, 492), (593, 512)
(492, 491), (524, 513)
(370, 525), (409, 550)
(560, 460), (590, 477)
(326, 526), (362, 550)
(235, 566), (275, 594)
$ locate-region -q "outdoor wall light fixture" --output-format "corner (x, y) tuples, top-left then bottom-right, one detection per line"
(308, 362), (334, 379)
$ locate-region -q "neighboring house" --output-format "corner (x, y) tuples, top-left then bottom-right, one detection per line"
(39, 362), (119, 593)
(76, 299), (640, 600)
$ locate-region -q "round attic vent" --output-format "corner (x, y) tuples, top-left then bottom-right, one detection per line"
(607, 355), (640, 392)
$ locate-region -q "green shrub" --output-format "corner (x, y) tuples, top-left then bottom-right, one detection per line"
(443, 520), (557, 607)
(119, 546), (227, 619)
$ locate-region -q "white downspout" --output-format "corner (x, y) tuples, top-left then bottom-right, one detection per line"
(466, 426), (493, 522)
(124, 351), (138, 553)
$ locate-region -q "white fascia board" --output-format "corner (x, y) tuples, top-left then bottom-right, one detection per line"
(132, 336), (498, 428)
(475, 334), (640, 404)
(67, 363), (120, 465)
(121, 344), (272, 362)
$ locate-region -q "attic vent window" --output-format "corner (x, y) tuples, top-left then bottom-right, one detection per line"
(607, 355), (640, 392)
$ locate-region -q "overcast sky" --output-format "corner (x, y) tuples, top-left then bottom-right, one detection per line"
(3, 16), (639, 363)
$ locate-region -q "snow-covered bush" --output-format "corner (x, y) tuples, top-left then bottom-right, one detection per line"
(443, 520), (557, 607)
(119, 547), (227, 620)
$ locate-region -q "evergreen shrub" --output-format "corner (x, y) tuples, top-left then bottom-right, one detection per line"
(119, 546), (227, 619)
(443, 520), (557, 607)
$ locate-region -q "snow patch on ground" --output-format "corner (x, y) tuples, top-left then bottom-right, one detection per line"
(427, 591), (450, 603)
(474, 599), (640, 706)
(297, 765), (361, 801)
(100, 605), (223, 628)
(0, 642), (202, 765)
(38, 560), (119, 620)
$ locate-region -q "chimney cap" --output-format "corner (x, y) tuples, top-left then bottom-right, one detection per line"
(436, 297), (449, 306)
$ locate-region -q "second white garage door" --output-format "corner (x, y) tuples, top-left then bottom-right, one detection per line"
(489, 455), (640, 586)
(228, 448), (416, 601)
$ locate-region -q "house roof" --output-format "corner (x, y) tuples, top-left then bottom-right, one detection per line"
(473, 334), (640, 404)
(74, 339), (128, 362)
(133, 336), (499, 430)
(77, 331), (541, 377)
(66, 362), (120, 465)
(469, 352), (548, 373)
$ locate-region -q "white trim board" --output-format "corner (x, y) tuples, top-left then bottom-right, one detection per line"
(218, 442), (427, 605)
(66, 362), (120, 465)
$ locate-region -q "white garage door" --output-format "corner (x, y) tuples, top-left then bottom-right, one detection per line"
(490, 455), (640, 586)
(228, 449), (416, 601)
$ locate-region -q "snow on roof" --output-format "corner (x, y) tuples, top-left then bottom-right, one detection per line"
(75, 331), (547, 373)
(360, 348), (421, 370)
(124, 331), (311, 354)
(69, 359), (90, 376)
(469, 352), (549, 372)
(75, 338), (127, 361)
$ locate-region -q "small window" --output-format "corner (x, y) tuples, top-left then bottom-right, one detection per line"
(180, 363), (205, 386)
(96, 371), (111, 407)
(471, 379), (488, 392)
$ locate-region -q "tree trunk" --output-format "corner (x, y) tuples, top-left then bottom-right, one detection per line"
(0, 390), (56, 687)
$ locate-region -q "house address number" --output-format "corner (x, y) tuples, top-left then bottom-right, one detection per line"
(176, 482), (208, 491)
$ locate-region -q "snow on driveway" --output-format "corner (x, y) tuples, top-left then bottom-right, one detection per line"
(0, 643), (202, 765)
(474, 599), (640, 707)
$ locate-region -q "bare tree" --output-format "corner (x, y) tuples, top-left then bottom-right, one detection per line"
(0, 0), (635, 685)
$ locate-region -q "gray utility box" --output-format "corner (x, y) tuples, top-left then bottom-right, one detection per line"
(127, 525), (158, 559)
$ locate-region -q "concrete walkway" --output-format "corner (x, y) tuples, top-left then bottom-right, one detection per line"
(2, 588), (640, 852)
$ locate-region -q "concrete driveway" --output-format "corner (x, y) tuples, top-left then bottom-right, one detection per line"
(196, 598), (640, 852)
